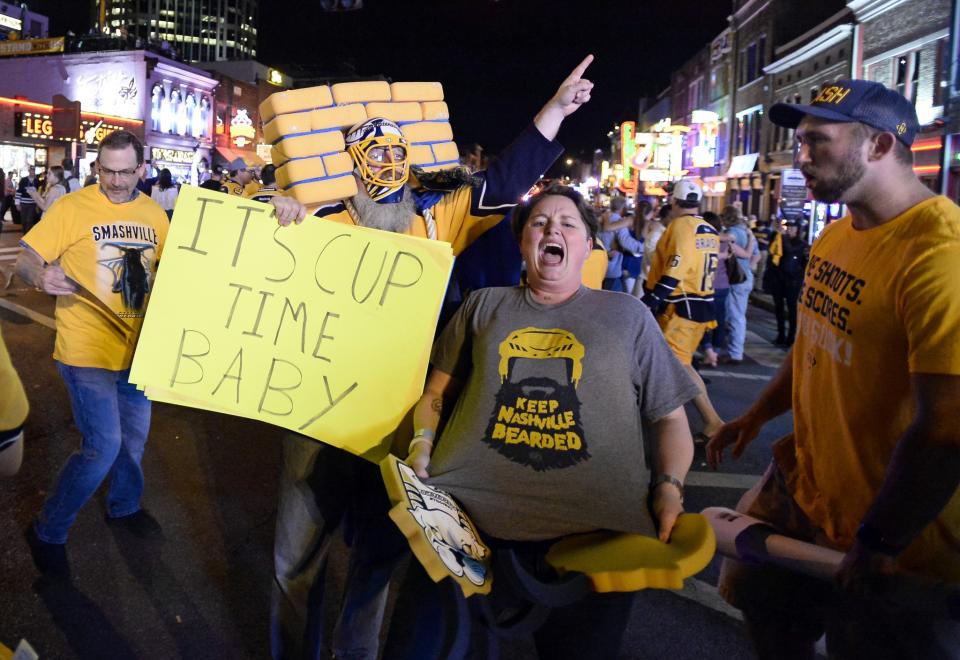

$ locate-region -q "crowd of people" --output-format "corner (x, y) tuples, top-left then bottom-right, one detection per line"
(0, 71), (957, 660)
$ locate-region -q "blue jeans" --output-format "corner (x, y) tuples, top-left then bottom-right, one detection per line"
(724, 278), (753, 360)
(701, 287), (729, 350)
(271, 434), (406, 660)
(35, 363), (152, 544)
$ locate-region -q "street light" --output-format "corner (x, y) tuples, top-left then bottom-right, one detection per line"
(565, 158), (574, 166)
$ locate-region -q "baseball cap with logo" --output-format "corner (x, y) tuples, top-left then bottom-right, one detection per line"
(769, 79), (919, 147)
(671, 178), (703, 206)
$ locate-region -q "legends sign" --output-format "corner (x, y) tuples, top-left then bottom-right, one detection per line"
(130, 186), (454, 459)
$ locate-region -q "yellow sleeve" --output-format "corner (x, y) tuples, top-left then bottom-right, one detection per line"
(20, 196), (76, 263)
(581, 247), (608, 289)
(899, 242), (960, 376)
(0, 326), (28, 432)
(431, 186), (507, 256)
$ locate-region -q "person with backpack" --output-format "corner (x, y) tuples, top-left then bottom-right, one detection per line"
(61, 158), (82, 193)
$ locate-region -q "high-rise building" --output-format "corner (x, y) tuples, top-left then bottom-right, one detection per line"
(94, 0), (258, 62)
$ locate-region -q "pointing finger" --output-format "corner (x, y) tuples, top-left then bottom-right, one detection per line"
(564, 54), (594, 83)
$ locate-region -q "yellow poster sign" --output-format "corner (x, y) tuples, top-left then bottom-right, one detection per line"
(130, 186), (454, 460)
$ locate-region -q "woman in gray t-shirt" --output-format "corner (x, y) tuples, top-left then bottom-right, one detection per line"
(387, 186), (699, 659)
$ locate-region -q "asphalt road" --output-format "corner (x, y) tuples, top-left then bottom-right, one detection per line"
(0, 223), (794, 659)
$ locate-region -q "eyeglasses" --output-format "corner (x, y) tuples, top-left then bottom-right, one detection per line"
(99, 165), (140, 179)
(367, 146), (406, 163)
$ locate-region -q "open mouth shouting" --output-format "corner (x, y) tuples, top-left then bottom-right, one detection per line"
(541, 241), (565, 266)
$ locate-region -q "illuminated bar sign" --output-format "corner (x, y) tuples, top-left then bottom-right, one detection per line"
(0, 37), (64, 57)
(0, 14), (22, 30)
(151, 147), (195, 164)
(230, 109), (256, 148)
(16, 111), (122, 145)
(619, 120), (637, 193)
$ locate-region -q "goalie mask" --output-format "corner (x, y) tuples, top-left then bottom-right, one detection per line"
(345, 117), (409, 203)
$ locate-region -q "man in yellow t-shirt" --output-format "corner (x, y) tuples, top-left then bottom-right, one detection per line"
(643, 179), (723, 441)
(15, 130), (170, 578)
(709, 79), (960, 656)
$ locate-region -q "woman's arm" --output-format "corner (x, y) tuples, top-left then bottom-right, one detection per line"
(32, 185), (63, 211)
(407, 368), (463, 478)
(723, 230), (752, 258)
(650, 406), (694, 541)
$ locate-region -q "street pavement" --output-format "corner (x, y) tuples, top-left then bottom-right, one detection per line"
(0, 222), (796, 659)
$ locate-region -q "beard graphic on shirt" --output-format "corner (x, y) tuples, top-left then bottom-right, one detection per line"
(482, 375), (590, 471)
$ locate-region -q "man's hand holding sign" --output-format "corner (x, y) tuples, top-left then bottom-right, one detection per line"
(130, 186), (454, 459)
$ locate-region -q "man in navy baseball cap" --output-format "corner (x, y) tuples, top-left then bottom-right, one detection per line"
(769, 79), (919, 147)
(767, 79), (920, 204)
(712, 78), (960, 657)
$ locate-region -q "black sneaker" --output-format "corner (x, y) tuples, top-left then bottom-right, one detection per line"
(24, 524), (70, 579)
(107, 509), (163, 539)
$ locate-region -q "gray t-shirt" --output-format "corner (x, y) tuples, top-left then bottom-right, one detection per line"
(427, 286), (699, 541)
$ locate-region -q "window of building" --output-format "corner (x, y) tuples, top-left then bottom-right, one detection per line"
(689, 77), (703, 114)
(935, 38), (949, 106)
(711, 65), (728, 101)
(814, 61), (819, 72)
(895, 55), (908, 98)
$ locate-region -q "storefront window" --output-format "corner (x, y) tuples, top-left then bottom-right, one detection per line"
(0, 145), (44, 178)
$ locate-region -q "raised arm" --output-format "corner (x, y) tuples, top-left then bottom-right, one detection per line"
(533, 55), (594, 141)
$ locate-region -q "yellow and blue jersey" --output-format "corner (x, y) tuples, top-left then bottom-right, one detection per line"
(643, 214), (719, 323)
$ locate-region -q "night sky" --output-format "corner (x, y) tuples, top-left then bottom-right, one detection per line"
(40, 0), (731, 158)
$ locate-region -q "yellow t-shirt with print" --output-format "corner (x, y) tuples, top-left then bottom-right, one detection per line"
(775, 195), (960, 582)
(22, 185), (169, 370)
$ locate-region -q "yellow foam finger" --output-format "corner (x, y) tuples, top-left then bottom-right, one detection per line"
(420, 101), (449, 121)
(389, 81), (444, 102)
(259, 85), (333, 123)
(545, 514), (716, 592)
(364, 102), (424, 124)
(379, 454), (493, 597)
(331, 80), (391, 105)
(401, 121), (454, 144)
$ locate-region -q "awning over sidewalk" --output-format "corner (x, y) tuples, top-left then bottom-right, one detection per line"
(726, 153), (758, 177)
(214, 146), (265, 168)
